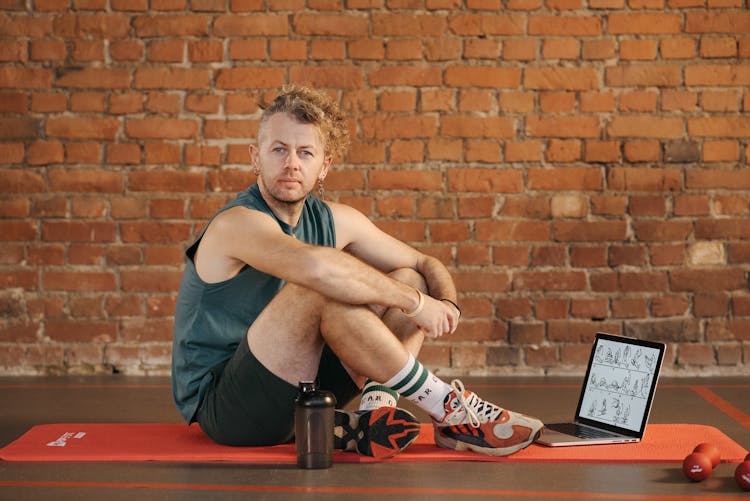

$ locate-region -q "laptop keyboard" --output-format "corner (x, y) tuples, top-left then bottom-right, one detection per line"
(547, 423), (621, 439)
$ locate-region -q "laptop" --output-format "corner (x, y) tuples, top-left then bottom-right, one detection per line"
(536, 332), (666, 447)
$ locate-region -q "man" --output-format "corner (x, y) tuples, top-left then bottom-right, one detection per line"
(172, 85), (543, 459)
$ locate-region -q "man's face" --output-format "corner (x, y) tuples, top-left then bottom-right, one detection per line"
(251, 112), (331, 206)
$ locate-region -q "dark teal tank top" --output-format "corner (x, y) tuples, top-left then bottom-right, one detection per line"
(171, 184), (336, 423)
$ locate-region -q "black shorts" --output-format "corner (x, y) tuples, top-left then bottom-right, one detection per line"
(195, 338), (360, 446)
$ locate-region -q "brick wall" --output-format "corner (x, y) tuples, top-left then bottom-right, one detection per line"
(1, 1), (749, 376)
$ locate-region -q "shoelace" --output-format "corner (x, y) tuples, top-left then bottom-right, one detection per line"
(450, 379), (504, 428)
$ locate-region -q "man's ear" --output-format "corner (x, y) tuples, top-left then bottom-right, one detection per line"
(249, 144), (260, 175)
(318, 155), (332, 181)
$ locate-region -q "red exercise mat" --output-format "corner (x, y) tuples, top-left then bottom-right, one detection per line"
(1, 423), (747, 463)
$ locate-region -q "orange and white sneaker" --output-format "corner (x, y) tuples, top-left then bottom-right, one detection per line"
(432, 380), (544, 457)
(334, 407), (421, 459)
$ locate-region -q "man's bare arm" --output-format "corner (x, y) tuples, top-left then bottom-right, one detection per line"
(196, 206), (423, 316)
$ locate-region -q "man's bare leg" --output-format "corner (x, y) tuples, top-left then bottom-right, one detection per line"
(245, 272), (425, 459)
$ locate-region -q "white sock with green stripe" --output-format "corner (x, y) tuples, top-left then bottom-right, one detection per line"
(358, 379), (399, 411)
(382, 354), (453, 420)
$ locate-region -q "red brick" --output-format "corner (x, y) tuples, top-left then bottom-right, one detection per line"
(447, 169), (522, 193)
(608, 167), (682, 191)
(71, 40), (105, 62)
(661, 37), (696, 59)
(524, 67), (599, 90)
(134, 14), (210, 36)
(216, 67), (286, 89)
(369, 169), (442, 190)
(526, 116), (600, 138)
(143, 143), (180, 165)
(606, 65), (682, 87)
(449, 14), (524, 35)
(650, 244), (685, 266)
(46, 117), (119, 140)
(688, 116), (750, 138)
(42, 221), (115, 242)
(514, 271), (586, 291)
(695, 293), (729, 317)
(576, 39), (617, 60)
(310, 40), (345, 60)
(147, 40), (183, 62)
(291, 65), (364, 89)
(28, 141), (64, 165)
(0, 92), (27, 113)
(503, 38), (536, 61)
(135, 68), (211, 89)
(701, 90), (741, 112)
(623, 140), (660, 162)
(528, 15), (601, 35)
(121, 270), (182, 293)
(609, 13), (682, 34)
(686, 168), (750, 189)
(554, 221), (627, 241)
(477, 220), (551, 241)
(505, 141), (542, 162)
(528, 167), (602, 190)
(129, 170), (205, 193)
(652, 295), (690, 316)
(372, 13), (447, 36)
(685, 11), (750, 34)
(608, 116), (683, 139)
(612, 298), (648, 318)
(362, 116), (437, 140)
(214, 14), (287, 36)
(269, 40), (307, 62)
(686, 65), (750, 87)
(543, 38), (579, 59)
(46, 320), (116, 343)
(48, 169), (123, 193)
(670, 269), (746, 292)
(661, 90), (698, 112)
(677, 344), (716, 367)
(465, 38), (501, 59)
(56, 68), (130, 89)
(585, 140), (620, 162)
(110, 40), (144, 61)
(546, 139), (581, 162)
(293, 13), (369, 36)
(440, 116), (514, 139)
(714, 195), (748, 216)
(44, 271), (116, 291)
(695, 218), (750, 240)
(125, 118), (198, 139)
(32, 198), (66, 218)
(0, 118), (40, 140)
(571, 298), (608, 319)
(445, 66), (520, 88)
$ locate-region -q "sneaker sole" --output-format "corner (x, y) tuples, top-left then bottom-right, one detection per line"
(334, 407), (421, 459)
(434, 424), (543, 457)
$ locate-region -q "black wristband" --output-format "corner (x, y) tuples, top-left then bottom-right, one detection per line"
(440, 298), (461, 316)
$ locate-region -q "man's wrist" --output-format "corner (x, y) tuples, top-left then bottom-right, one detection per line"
(403, 289), (425, 317)
(440, 298), (461, 316)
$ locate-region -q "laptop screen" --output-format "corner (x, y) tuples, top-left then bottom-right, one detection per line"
(575, 333), (665, 436)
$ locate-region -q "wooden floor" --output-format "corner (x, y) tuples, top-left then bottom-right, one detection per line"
(1, 375), (749, 500)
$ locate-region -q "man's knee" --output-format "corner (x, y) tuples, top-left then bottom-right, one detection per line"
(388, 268), (427, 292)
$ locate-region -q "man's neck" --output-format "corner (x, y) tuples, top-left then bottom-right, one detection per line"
(257, 185), (305, 227)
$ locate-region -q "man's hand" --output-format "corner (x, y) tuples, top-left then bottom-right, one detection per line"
(411, 295), (460, 338)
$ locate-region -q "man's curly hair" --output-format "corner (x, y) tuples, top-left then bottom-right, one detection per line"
(259, 85), (350, 161)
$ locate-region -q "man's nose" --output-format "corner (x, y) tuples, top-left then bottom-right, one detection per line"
(285, 152), (301, 169)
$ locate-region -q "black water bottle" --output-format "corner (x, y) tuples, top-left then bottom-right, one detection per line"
(294, 381), (336, 469)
